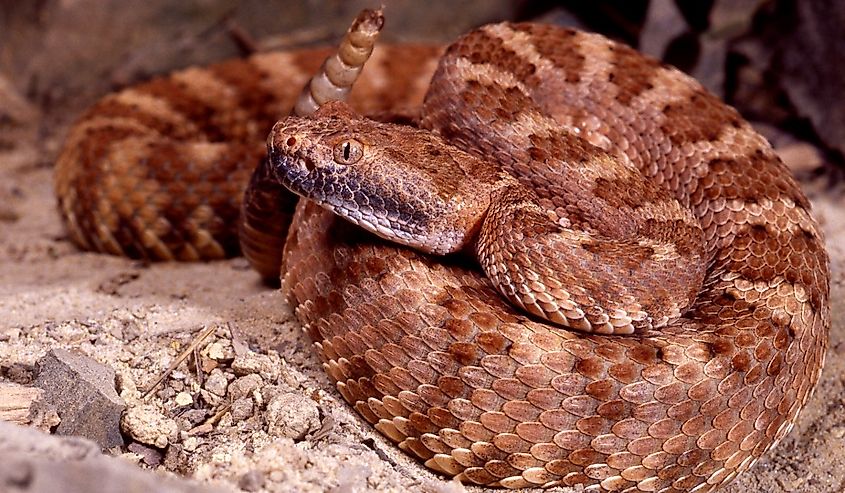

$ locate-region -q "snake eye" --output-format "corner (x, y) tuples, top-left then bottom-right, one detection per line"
(333, 139), (363, 165)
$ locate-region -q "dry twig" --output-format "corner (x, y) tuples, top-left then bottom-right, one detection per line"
(141, 325), (217, 399)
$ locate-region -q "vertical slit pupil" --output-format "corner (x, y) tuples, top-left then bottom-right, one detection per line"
(343, 142), (351, 161)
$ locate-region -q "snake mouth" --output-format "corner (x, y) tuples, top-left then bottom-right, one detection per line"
(320, 200), (426, 249)
(268, 158), (429, 250)
(268, 148), (353, 220)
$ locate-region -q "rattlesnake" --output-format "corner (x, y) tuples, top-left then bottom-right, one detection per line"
(54, 9), (829, 493)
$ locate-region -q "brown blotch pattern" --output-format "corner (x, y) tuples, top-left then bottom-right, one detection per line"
(511, 24), (585, 83)
(134, 77), (230, 140)
(55, 17), (829, 493)
(207, 59), (281, 138)
(724, 222), (827, 313)
(606, 42), (663, 106)
(660, 89), (743, 146)
(449, 29), (538, 83)
(697, 150), (810, 209)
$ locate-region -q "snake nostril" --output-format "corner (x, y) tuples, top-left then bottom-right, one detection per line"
(286, 136), (297, 147)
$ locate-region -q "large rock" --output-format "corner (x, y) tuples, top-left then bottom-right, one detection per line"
(0, 421), (233, 493)
(34, 349), (125, 449)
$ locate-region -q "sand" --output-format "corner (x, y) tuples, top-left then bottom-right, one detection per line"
(1, 4), (844, 490)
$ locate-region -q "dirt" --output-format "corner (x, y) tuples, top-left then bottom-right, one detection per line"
(1, 3), (844, 493)
(0, 125), (467, 493)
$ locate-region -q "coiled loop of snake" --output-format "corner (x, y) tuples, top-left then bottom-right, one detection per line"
(55, 9), (829, 493)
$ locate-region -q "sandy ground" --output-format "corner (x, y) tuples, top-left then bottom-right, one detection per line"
(1, 3), (844, 488)
(1, 109), (844, 493)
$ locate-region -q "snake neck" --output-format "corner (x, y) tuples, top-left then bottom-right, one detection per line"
(266, 103), (513, 256)
(264, 104), (707, 334)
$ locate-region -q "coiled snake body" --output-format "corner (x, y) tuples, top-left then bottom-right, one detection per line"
(55, 10), (829, 492)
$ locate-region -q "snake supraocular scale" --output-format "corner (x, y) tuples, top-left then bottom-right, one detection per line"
(54, 9), (829, 493)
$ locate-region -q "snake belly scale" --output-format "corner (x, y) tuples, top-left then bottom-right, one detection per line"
(54, 10), (829, 493)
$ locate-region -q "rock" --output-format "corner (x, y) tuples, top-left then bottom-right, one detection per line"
(203, 369), (228, 397)
(238, 470), (266, 492)
(265, 392), (320, 441)
(174, 392), (193, 407)
(217, 410), (233, 428)
(163, 443), (190, 473)
(121, 404), (178, 448)
(230, 397), (254, 421)
(231, 351), (279, 381)
(127, 442), (163, 466)
(178, 409), (208, 428)
(34, 349), (125, 449)
(0, 421), (233, 493)
(115, 370), (140, 402)
(205, 341), (234, 362)
(182, 436), (199, 452)
(228, 374), (263, 401)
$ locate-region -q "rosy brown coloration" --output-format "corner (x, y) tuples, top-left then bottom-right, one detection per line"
(278, 21), (829, 492)
(54, 39), (439, 265)
(54, 12), (829, 493)
(240, 8), (389, 279)
(269, 102), (707, 334)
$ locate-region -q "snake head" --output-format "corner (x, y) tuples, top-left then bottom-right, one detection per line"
(267, 101), (500, 255)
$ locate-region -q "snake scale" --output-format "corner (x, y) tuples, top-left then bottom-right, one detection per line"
(54, 9), (829, 493)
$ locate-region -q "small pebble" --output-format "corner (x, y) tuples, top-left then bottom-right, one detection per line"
(174, 392), (193, 406)
(119, 451), (143, 465)
(182, 436), (199, 452)
(228, 374), (263, 401)
(116, 371), (138, 399)
(204, 369), (228, 397)
(121, 404), (178, 448)
(211, 449), (232, 464)
(218, 411), (234, 428)
(200, 388), (224, 407)
(238, 470), (266, 492)
(266, 392), (320, 440)
(206, 341), (234, 361)
(231, 397), (254, 421)
(232, 351), (279, 381)
(200, 357), (218, 373)
(253, 388), (265, 408)
(180, 408), (208, 427)
(156, 387), (176, 400)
